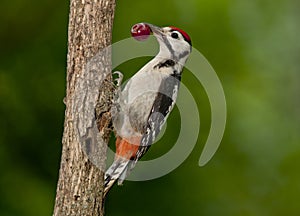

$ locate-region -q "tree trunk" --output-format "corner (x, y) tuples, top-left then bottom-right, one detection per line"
(53, 0), (115, 215)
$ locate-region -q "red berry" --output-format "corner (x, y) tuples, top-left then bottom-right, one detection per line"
(131, 23), (151, 41)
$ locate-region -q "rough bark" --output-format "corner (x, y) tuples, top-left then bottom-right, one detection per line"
(53, 0), (115, 215)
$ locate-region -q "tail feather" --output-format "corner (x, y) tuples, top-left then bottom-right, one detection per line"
(104, 137), (141, 196)
(118, 160), (136, 185)
(104, 159), (130, 196)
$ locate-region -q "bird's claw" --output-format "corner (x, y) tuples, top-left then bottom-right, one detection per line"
(113, 71), (123, 87)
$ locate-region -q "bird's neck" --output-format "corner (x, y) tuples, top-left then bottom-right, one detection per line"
(157, 44), (189, 69)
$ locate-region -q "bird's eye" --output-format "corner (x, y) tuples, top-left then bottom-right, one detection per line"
(171, 32), (179, 39)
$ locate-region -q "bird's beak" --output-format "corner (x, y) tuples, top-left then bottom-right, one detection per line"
(145, 23), (164, 38)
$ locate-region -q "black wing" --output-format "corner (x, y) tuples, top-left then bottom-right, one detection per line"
(134, 74), (181, 161)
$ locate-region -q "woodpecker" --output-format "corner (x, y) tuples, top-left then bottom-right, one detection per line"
(104, 23), (192, 195)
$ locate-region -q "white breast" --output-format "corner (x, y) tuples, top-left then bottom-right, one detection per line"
(113, 59), (171, 140)
(125, 71), (164, 104)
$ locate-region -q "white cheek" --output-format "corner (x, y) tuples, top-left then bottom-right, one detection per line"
(173, 42), (186, 52)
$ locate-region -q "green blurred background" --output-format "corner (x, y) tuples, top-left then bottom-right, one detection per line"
(1, 0), (299, 215)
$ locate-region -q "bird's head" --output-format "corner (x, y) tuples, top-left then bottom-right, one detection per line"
(146, 24), (192, 64)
